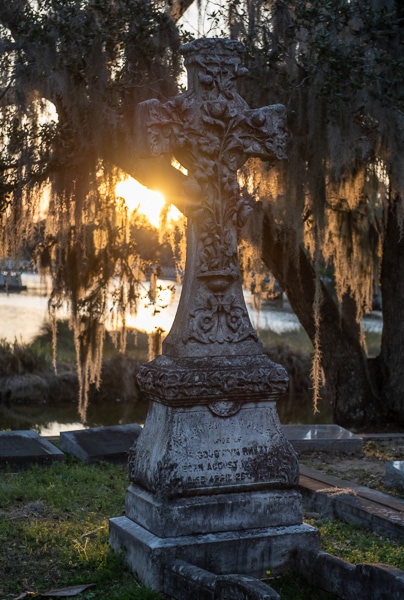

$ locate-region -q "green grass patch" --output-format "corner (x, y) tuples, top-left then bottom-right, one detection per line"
(267, 517), (404, 599)
(0, 458), (160, 600)
(311, 517), (404, 568)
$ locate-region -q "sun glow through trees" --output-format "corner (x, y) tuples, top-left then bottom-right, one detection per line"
(116, 177), (181, 228)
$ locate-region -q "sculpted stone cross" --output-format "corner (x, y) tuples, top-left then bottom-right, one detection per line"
(138, 38), (287, 359)
(136, 39), (290, 410)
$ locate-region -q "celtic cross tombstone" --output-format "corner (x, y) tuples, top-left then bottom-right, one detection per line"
(109, 38), (318, 595)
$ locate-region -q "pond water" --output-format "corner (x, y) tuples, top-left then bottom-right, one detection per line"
(0, 273), (382, 435)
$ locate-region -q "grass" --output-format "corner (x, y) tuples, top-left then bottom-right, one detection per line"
(268, 572), (337, 599)
(313, 517), (404, 567)
(0, 457), (160, 600)
(1, 458), (404, 600)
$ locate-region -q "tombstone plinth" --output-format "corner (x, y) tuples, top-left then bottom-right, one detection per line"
(0, 430), (64, 469)
(59, 424), (142, 464)
(109, 38), (319, 595)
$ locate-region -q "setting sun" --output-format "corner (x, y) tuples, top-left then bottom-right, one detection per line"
(116, 177), (166, 228)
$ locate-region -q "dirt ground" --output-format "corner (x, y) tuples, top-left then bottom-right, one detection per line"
(298, 438), (404, 500)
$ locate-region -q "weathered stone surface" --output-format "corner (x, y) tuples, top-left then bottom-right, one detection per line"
(295, 547), (404, 600)
(0, 430), (64, 469)
(385, 461), (404, 491)
(129, 36), (295, 499)
(136, 38), (287, 364)
(300, 465), (404, 540)
(60, 424), (142, 464)
(137, 354), (288, 406)
(215, 574), (280, 600)
(109, 516), (319, 591)
(125, 484), (302, 537)
(283, 424), (363, 454)
(163, 560), (217, 600)
(128, 400), (299, 497)
(163, 560), (281, 600)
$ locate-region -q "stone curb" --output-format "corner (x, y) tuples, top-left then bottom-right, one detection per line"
(294, 547), (404, 600)
(163, 559), (280, 600)
(299, 465), (404, 539)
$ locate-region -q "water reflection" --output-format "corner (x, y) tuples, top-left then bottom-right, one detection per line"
(1, 397), (150, 436)
(0, 273), (382, 342)
(0, 273), (382, 434)
(0, 389), (331, 435)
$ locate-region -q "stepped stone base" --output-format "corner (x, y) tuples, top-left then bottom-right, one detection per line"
(109, 397), (320, 594)
(109, 515), (319, 591)
(125, 484), (303, 537)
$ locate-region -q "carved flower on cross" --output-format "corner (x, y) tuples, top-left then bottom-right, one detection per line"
(186, 292), (256, 345)
(206, 97), (227, 119)
(221, 170), (240, 198)
(139, 370), (155, 392)
(199, 223), (237, 275)
(172, 127), (188, 150)
(194, 310), (215, 334)
(198, 131), (221, 157)
(226, 306), (244, 332)
(148, 125), (171, 156)
(193, 159), (215, 183)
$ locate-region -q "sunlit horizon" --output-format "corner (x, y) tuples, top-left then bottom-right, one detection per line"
(116, 177), (181, 228)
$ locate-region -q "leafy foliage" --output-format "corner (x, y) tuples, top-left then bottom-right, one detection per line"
(1, 0), (404, 425)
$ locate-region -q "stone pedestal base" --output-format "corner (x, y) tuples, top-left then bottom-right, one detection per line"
(109, 515), (319, 591)
(109, 396), (320, 594)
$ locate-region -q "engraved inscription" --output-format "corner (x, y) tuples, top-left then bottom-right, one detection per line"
(170, 406), (298, 490)
(128, 401), (299, 494)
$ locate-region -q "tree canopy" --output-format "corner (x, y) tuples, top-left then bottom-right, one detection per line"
(0, 0), (192, 415)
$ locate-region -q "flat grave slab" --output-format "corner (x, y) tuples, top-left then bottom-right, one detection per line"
(0, 430), (64, 469)
(59, 423), (142, 464)
(385, 461), (404, 492)
(282, 424), (363, 454)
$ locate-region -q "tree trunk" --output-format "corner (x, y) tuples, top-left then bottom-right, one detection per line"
(261, 211), (380, 430)
(378, 195), (404, 424)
